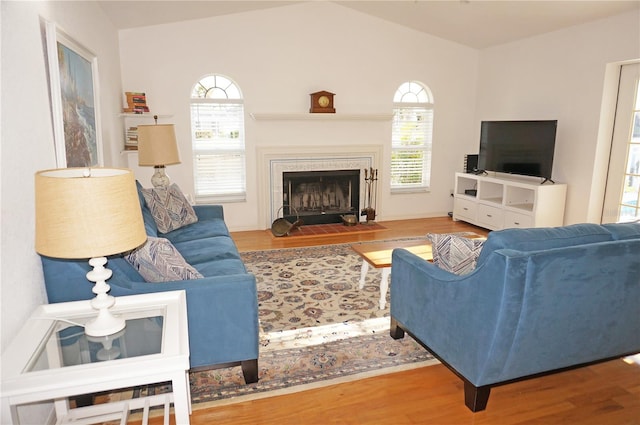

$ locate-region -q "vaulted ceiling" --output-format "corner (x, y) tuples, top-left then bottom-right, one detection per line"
(97, 0), (639, 49)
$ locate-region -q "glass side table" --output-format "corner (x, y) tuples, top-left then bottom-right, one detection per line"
(1, 291), (191, 425)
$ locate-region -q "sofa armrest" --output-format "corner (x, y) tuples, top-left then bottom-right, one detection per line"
(113, 273), (259, 368)
(193, 205), (224, 221)
(390, 248), (527, 384)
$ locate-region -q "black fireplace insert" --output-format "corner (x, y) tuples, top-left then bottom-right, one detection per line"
(281, 169), (360, 225)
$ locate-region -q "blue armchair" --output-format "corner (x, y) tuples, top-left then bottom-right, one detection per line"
(390, 223), (640, 411)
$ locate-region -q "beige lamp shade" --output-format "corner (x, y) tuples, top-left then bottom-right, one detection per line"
(35, 168), (147, 259)
(137, 124), (181, 166)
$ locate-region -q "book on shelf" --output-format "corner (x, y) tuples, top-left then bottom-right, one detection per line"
(123, 91), (148, 113)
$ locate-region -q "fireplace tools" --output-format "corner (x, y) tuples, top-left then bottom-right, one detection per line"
(361, 168), (378, 223)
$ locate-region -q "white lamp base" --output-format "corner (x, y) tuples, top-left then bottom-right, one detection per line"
(84, 257), (126, 337)
(87, 329), (125, 361)
(151, 166), (171, 188)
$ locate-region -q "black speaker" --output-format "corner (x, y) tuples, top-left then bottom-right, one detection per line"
(464, 154), (478, 173)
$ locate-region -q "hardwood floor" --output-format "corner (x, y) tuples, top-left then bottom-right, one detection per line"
(136, 217), (640, 425)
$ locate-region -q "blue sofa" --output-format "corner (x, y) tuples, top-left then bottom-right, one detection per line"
(390, 222), (640, 411)
(41, 182), (259, 383)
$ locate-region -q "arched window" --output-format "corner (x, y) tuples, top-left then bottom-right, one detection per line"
(391, 81), (434, 191)
(190, 74), (246, 202)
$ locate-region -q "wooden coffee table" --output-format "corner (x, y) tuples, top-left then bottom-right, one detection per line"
(351, 239), (433, 310)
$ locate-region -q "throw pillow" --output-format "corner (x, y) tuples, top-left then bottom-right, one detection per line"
(141, 183), (198, 233)
(427, 233), (485, 275)
(125, 237), (203, 282)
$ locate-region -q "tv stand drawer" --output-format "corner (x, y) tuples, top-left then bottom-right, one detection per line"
(478, 204), (503, 229)
(453, 197), (477, 221)
(504, 211), (533, 229)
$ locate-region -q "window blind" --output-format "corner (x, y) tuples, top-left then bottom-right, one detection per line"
(391, 106), (433, 189)
(191, 101), (246, 202)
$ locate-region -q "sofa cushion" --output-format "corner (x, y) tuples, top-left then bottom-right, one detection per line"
(125, 237), (203, 282)
(192, 258), (248, 277)
(476, 223), (613, 266)
(141, 183), (198, 234)
(164, 218), (231, 244)
(427, 233), (485, 275)
(173, 236), (242, 266)
(602, 222), (640, 240)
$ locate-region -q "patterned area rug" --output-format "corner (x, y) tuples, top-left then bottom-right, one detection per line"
(242, 243), (392, 332)
(188, 318), (436, 408)
(188, 240), (437, 406)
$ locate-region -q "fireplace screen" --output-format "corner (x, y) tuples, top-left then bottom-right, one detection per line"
(282, 169), (360, 225)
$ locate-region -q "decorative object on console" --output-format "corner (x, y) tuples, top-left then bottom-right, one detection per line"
(464, 154), (478, 174)
(361, 167), (378, 223)
(309, 90), (335, 113)
(137, 117), (181, 188)
(35, 168), (146, 336)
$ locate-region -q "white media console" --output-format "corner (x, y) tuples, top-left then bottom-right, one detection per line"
(453, 172), (567, 230)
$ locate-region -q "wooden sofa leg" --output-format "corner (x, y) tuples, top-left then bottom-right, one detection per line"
(390, 316), (405, 339)
(464, 381), (491, 412)
(241, 359), (259, 384)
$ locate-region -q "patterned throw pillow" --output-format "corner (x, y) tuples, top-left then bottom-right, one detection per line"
(141, 183), (198, 233)
(427, 233), (485, 275)
(125, 237), (203, 282)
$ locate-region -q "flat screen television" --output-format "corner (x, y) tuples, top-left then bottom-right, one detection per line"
(478, 120), (558, 181)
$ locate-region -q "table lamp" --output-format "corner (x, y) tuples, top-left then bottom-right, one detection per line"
(137, 120), (181, 188)
(35, 168), (147, 337)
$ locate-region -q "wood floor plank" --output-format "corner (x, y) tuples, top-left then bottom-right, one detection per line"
(131, 217), (640, 425)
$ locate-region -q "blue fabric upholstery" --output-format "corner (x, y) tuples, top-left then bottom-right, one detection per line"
(41, 181), (259, 376)
(476, 223), (613, 266)
(390, 222), (640, 411)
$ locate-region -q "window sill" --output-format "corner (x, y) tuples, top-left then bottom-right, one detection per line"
(391, 187), (430, 194)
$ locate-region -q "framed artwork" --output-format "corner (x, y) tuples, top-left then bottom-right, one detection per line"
(45, 22), (103, 168)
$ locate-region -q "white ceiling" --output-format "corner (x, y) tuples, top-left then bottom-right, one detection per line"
(97, 0), (640, 49)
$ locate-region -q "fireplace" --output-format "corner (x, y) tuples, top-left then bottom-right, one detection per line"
(281, 170), (359, 225)
(259, 146), (381, 228)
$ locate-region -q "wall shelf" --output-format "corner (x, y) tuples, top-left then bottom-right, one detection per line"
(119, 113), (172, 119)
(250, 113), (393, 121)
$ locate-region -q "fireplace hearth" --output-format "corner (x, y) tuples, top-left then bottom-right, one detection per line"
(282, 170), (359, 225)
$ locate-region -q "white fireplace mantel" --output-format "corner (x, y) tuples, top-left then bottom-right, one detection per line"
(250, 113), (393, 121)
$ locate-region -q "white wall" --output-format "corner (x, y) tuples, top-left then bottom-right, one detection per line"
(1, 1), (122, 421)
(475, 10), (640, 225)
(118, 2), (479, 230)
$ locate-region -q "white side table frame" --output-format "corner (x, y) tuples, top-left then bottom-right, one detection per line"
(1, 291), (191, 425)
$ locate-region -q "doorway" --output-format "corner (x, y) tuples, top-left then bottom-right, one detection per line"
(602, 62), (640, 223)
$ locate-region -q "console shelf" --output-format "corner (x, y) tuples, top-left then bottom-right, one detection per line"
(453, 172), (567, 230)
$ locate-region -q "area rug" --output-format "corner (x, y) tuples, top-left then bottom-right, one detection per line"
(186, 318), (436, 409)
(241, 242), (393, 332)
